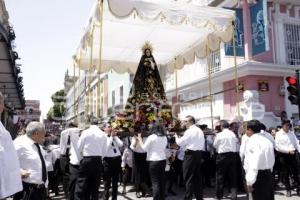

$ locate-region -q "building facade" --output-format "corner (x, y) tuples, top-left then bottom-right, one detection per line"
(164, 0), (300, 128)
(16, 100), (41, 124)
(64, 68), (132, 127)
(0, 0), (25, 136)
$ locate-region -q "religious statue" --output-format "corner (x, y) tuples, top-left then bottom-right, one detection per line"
(114, 41), (172, 133)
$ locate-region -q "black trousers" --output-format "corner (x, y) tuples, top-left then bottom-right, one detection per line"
(60, 155), (70, 198)
(68, 164), (79, 200)
(74, 156), (102, 200)
(252, 170), (274, 200)
(166, 166), (175, 191)
(103, 156), (121, 200)
(122, 164), (132, 187)
(215, 152), (237, 199)
(133, 152), (149, 193)
(183, 150), (203, 200)
(148, 160), (166, 200)
(173, 158), (184, 187)
(201, 151), (212, 187)
(21, 182), (47, 200)
(279, 152), (300, 191)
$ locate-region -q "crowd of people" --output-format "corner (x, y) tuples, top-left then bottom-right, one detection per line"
(1, 91), (300, 200)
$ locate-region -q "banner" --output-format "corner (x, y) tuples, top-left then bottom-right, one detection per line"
(250, 0), (269, 55)
(224, 8), (244, 56)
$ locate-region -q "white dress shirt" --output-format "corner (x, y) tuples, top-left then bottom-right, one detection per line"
(142, 134), (168, 161)
(243, 133), (275, 186)
(130, 136), (147, 153)
(213, 128), (239, 154)
(177, 147), (185, 161)
(175, 125), (205, 151)
(14, 135), (48, 185)
(239, 134), (250, 161)
(77, 125), (107, 157)
(69, 131), (81, 165)
(260, 131), (275, 146)
(121, 147), (133, 168)
(48, 144), (60, 164)
(275, 129), (300, 153)
(104, 135), (123, 157)
(45, 149), (54, 172)
(0, 122), (22, 198)
(60, 127), (79, 155)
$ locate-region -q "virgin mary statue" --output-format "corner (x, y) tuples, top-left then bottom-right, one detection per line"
(124, 42), (172, 131)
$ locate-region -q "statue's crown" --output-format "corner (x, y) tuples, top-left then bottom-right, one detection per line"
(141, 41), (153, 54)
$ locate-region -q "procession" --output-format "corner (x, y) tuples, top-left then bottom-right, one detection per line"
(1, 0), (300, 200)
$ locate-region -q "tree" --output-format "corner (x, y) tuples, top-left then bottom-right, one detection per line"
(47, 89), (66, 121)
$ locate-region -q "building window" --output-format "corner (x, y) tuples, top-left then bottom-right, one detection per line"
(284, 23), (300, 65)
(120, 86), (123, 106)
(112, 90), (115, 107)
(209, 50), (221, 74)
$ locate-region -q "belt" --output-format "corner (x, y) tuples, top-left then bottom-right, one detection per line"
(185, 149), (201, 155)
(218, 152), (235, 155)
(23, 182), (45, 189)
(258, 169), (271, 173)
(83, 156), (102, 158)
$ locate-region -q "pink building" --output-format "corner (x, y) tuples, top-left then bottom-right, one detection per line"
(165, 0), (300, 128)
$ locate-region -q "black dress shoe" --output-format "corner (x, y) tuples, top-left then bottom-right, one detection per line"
(286, 190), (292, 197)
(136, 192), (142, 198)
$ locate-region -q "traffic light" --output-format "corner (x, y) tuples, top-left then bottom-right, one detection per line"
(286, 76), (299, 105)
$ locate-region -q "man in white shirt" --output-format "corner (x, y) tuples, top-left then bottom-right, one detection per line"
(244, 120), (275, 200)
(275, 120), (300, 197)
(175, 115), (204, 200)
(213, 120), (239, 200)
(74, 119), (107, 200)
(103, 123), (123, 200)
(14, 121), (48, 200)
(0, 92), (22, 199)
(66, 125), (81, 200)
(59, 122), (78, 198)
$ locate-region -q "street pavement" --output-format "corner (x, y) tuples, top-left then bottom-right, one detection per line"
(49, 185), (300, 200)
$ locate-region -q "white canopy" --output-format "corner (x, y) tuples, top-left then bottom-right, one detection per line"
(74, 0), (235, 73)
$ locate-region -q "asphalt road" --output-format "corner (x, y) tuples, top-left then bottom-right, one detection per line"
(49, 185), (300, 200)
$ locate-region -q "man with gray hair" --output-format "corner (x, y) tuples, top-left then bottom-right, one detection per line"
(0, 92), (23, 199)
(14, 121), (47, 200)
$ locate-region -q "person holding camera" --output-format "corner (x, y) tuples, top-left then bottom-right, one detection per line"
(175, 115), (205, 200)
(275, 120), (300, 197)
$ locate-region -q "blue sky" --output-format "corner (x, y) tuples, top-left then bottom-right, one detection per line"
(5, 0), (94, 119)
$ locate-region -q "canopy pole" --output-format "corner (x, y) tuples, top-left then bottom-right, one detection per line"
(233, 21), (241, 119)
(174, 58), (178, 118)
(207, 48), (214, 130)
(97, 0), (104, 119)
(73, 62), (76, 124)
(85, 25), (95, 125)
(98, 0), (104, 74)
(77, 53), (81, 126)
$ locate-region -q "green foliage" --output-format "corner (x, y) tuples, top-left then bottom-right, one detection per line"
(47, 89), (66, 121)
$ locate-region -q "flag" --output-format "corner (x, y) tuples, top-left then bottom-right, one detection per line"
(250, 0), (269, 55)
(224, 8), (245, 56)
